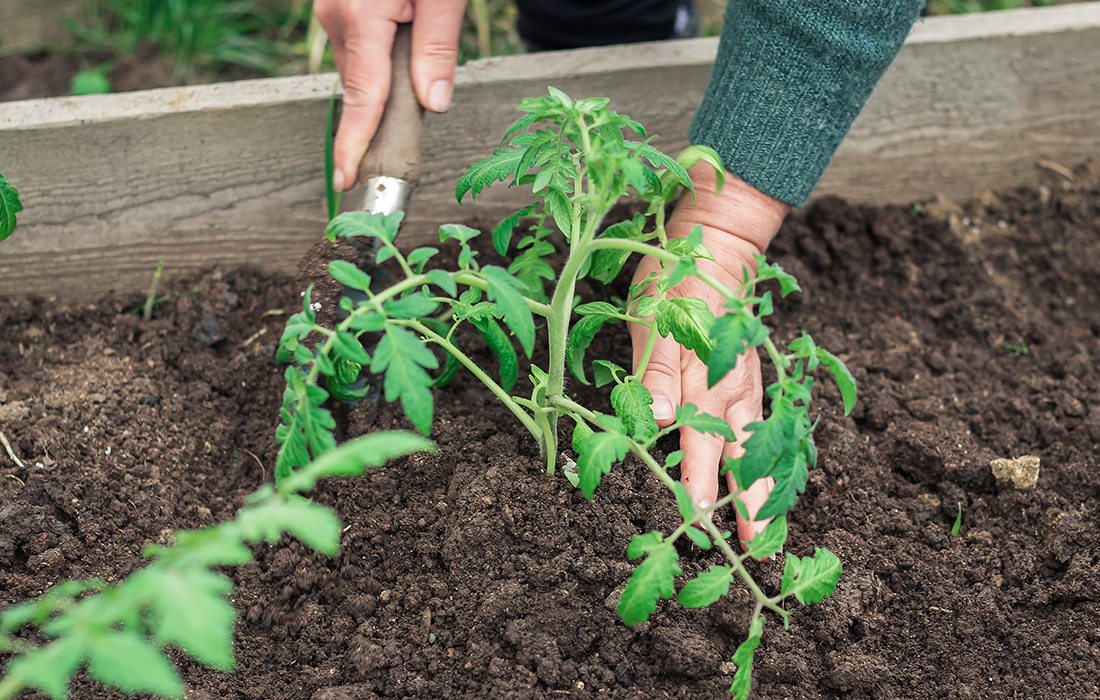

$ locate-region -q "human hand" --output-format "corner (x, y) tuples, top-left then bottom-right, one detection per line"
(314, 0), (467, 191)
(628, 164), (789, 544)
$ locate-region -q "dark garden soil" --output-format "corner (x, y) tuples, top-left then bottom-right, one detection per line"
(1, 167), (1099, 699)
(0, 46), (268, 103)
(0, 47), (175, 103)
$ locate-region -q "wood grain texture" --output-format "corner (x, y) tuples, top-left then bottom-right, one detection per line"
(0, 0), (83, 52)
(1, 3), (1098, 297)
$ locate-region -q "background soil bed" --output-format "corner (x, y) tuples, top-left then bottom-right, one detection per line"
(1, 175), (1098, 698)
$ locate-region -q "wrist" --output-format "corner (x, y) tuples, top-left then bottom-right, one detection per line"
(670, 163), (789, 259)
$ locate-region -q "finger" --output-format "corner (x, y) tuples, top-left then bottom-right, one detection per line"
(412, 0), (464, 113)
(333, 18), (397, 191)
(678, 413), (726, 511)
(630, 324), (681, 426)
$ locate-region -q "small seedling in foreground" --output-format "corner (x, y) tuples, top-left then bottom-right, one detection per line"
(0, 433), (431, 699)
(143, 259), (165, 321)
(0, 167), (435, 698)
(275, 89), (855, 697)
(0, 171), (23, 242)
(950, 502), (963, 536)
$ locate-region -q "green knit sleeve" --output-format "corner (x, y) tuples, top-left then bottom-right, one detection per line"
(690, 0), (922, 206)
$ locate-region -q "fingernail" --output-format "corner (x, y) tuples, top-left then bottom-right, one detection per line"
(652, 395), (674, 421)
(333, 169), (346, 192)
(428, 79), (453, 113)
(696, 499), (713, 522)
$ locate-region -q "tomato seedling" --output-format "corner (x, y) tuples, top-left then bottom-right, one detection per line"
(0, 433), (430, 700)
(275, 89), (855, 698)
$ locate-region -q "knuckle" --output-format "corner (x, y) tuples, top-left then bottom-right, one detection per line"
(643, 361), (678, 385)
(417, 41), (459, 64)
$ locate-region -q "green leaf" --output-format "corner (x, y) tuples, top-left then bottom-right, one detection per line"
(626, 531), (663, 558)
(629, 141), (692, 195)
(675, 404), (735, 441)
(406, 246), (438, 270)
(575, 431), (629, 500)
(754, 440), (812, 520)
(332, 330), (371, 365)
(610, 380), (658, 440)
(817, 348), (857, 415)
(281, 431), (433, 493)
(6, 637), (85, 700)
(566, 314), (618, 385)
(382, 294), (438, 319)
(592, 360), (627, 388)
(950, 502), (963, 537)
(71, 65), (112, 96)
(146, 568), (236, 669)
(328, 260), (373, 293)
(544, 188), (573, 237)
(275, 366), (337, 482)
(0, 172), (24, 242)
(677, 564), (733, 608)
(472, 317), (519, 391)
(456, 145), (525, 202)
(438, 224), (481, 244)
(371, 325), (438, 434)
(425, 269), (457, 296)
(587, 215), (645, 283)
(754, 256), (801, 297)
(665, 225), (713, 261)
(508, 238), (556, 300)
(664, 450), (685, 469)
(238, 495), (343, 555)
(707, 311), (768, 387)
(736, 399), (807, 489)
(780, 547), (842, 605)
(654, 297), (714, 362)
(571, 420), (594, 454)
(677, 145), (725, 192)
(618, 540), (681, 626)
(326, 211), (402, 242)
(729, 616), (763, 700)
(745, 515), (788, 560)
(324, 84), (343, 223)
(684, 526), (711, 551)
(672, 482), (696, 522)
(87, 631), (183, 698)
(481, 265), (535, 357)
(492, 207), (529, 255)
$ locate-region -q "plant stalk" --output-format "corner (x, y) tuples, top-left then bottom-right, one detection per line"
(399, 319), (543, 440)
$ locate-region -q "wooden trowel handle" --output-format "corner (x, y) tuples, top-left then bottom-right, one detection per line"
(358, 23), (423, 186)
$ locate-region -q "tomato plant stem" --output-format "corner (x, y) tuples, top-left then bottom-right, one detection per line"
(399, 319), (543, 440)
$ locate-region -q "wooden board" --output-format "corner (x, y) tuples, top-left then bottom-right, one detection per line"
(1, 3), (1099, 298)
(0, 0), (83, 53)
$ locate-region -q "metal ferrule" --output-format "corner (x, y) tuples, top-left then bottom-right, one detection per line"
(362, 176), (410, 216)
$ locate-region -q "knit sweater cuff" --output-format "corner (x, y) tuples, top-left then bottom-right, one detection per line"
(690, 0), (921, 206)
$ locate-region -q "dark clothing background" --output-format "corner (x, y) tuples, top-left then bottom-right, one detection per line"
(515, 0), (680, 50)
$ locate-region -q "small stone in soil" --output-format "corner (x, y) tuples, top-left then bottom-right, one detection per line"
(192, 314), (227, 346)
(990, 455), (1041, 490)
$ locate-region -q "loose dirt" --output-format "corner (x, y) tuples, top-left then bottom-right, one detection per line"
(1, 169), (1098, 698)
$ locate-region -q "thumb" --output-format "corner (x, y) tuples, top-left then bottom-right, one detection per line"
(412, 0), (465, 113)
(630, 324), (681, 427)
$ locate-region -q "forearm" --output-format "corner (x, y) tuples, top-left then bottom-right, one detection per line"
(691, 0), (922, 206)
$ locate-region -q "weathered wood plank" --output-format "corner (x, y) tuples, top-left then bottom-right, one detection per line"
(1, 3), (1099, 298)
(0, 0), (83, 52)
